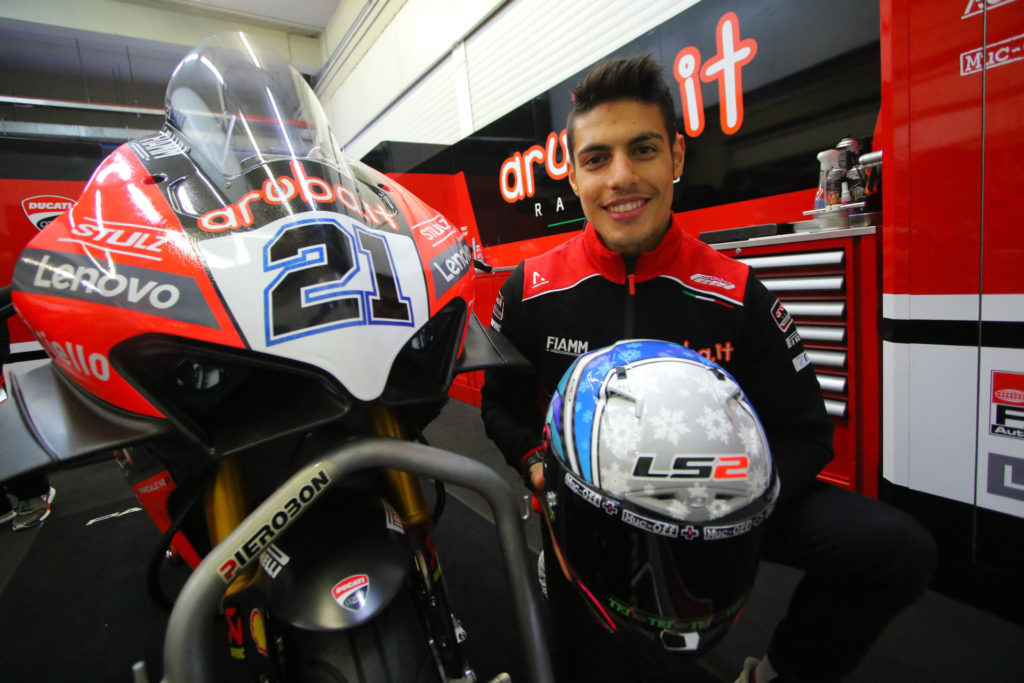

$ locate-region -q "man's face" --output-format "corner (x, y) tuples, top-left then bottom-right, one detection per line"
(568, 99), (684, 255)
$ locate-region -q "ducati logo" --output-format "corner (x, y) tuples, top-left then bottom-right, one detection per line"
(333, 574), (370, 612)
(22, 195), (75, 230)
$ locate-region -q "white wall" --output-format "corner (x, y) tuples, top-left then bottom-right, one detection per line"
(321, 0), (701, 160)
(0, 0), (323, 72)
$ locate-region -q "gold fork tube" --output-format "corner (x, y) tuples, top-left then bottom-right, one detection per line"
(204, 454), (257, 595)
(370, 405), (433, 527)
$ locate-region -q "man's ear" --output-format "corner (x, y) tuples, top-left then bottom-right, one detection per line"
(673, 134), (685, 179)
(568, 161), (579, 196)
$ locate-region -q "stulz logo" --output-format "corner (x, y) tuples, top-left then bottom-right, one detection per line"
(633, 454), (750, 479)
(66, 219), (175, 260)
(499, 11), (757, 203)
(22, 195), (75, 230)
(332, 574), (370, 612)
(218, 470), (331, 582)
(990, 371), (1024, 440)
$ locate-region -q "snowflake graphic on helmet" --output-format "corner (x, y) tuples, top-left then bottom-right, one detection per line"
(698, 405), (733, 443)
(601, 408), (642, 457)
(696, 370), (737, 401)
(687, 484), (710, 504)
(650, 407), (690, 444)
(622, 371), (662, 398)
(618, 348), (643, 363)
(739, 424), (763, 456)
(601, 463), (631, 496)
(667, 498), (693, 519)
(707, 499), (735, 519)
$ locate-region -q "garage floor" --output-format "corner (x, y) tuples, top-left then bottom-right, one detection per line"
(1, 398), (1023, 682)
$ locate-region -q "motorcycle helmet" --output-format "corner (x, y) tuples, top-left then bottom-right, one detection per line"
(543, 339), (777, 655)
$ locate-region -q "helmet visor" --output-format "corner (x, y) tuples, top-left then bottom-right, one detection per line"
(548, 465), (770, 649)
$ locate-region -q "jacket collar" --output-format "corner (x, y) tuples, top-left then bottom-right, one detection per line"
(580, 214), (685, 284)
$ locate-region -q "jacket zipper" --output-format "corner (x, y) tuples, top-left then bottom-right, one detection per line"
(623, 255), (637, 338)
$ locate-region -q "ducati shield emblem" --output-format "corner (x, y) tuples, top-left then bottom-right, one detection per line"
(332, 574), (370, 612)
(21, 195), (75, 230)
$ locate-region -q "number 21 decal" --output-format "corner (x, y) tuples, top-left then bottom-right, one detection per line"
(263, 218), (413, 345)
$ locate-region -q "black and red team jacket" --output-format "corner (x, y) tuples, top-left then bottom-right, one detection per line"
(480, 215), (834, 505)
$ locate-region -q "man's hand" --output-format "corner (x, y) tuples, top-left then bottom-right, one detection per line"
(528, 461), (545, 491)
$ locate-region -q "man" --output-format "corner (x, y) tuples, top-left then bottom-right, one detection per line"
(481, 55), (936, 682)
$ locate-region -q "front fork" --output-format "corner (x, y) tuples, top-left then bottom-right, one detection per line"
(370, 405), (473, 682)
(201, 405), (473, 680)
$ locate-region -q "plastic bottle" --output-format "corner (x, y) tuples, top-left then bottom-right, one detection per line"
(815, 149), (840, 209)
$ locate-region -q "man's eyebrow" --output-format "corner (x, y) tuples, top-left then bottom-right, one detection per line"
(630, 130), (665, 145)
(576, 130), (665, 157)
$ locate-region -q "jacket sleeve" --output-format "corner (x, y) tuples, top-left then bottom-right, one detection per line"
(479, 265), (546, 475)
(735, 275), (834, 506)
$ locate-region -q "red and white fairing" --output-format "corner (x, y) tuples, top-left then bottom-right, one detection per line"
(11, 33), (475, 418)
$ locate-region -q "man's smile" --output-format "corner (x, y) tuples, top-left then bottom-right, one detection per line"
(604, 197), (649, 218)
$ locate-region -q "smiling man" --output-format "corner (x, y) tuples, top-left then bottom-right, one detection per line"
(480, 55), (935, 682)
(567, 96), (684, 255)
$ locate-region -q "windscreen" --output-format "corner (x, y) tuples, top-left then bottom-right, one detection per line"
(165, 32), (345, 180)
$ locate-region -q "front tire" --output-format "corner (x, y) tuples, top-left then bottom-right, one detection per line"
(277, 581), (441, 683)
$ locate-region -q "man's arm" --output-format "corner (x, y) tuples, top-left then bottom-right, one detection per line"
(479, 265), (546, 487)
(737, 276), (835, 506)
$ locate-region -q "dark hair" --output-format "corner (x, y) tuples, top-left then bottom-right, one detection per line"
(566, 54), (678, 161)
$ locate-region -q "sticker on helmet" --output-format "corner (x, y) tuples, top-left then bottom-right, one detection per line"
(621, 509), (680, 538)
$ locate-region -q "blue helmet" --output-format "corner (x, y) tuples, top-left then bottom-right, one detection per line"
(543, 340), (777, 654)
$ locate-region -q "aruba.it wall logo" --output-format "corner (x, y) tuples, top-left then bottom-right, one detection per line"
(499, 11), (757, 204)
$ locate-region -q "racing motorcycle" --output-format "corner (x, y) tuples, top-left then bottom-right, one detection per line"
(0, 32), (550, 683)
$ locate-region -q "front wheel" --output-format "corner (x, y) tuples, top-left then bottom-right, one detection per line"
(276, 580), (442, 683)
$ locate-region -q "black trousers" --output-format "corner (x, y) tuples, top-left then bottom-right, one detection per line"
(543, 481), (937, 682)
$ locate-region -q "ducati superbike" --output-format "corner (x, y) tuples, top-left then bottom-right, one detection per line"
(0, 32), (550, 682)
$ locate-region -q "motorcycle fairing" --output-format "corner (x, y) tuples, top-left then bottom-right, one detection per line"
(12, 145), (245, 417)
(13, 139), (476, 416)
(130, 131), (474, 323)
(0, 360), (170, 482)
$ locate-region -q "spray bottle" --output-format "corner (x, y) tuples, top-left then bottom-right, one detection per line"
(815, 148), (840, 209)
